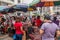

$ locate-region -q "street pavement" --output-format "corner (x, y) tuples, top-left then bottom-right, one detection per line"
(0, 32), (26, 40)
(0, 35), (13, 40)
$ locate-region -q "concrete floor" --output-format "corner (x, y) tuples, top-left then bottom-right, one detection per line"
(0, 32), (26, 40)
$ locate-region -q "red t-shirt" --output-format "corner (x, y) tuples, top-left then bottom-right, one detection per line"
(35, 19), (42, 27)
(14, 22), (23, 34)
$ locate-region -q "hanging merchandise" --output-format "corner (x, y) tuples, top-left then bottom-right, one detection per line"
(35, 1), (60, 7)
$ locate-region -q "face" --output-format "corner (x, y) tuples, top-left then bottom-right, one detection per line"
(16, 18), (20, 22)
(28, 21), (32, 26)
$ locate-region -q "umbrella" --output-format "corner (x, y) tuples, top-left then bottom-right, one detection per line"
(34, 1), (60, 7)
(12, 3), (28, 12)
(0, 6), (8, 12)
(4, 8), (15, 13)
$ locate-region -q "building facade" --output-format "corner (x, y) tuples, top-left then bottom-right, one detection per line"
(0, 0), (14, 6)
(0, 0), (21, 6)
(41, 0), (59, 2)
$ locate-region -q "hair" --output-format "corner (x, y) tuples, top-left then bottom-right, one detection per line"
(12, 16), (16, 20)
(32, 22), (35, 26)
(37, 16), (40, 19)
(32, 15), (35, 18)
(15, 17), (21, 22)
(44, 15), (51, 20)
(53, 17), (57, 20)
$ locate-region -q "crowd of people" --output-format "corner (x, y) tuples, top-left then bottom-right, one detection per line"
(0, 13), (60, 40)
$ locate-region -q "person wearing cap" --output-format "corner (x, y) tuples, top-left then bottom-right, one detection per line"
(40, 15), (60, 40)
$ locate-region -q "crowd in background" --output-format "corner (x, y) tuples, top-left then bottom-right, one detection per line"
(0, 13), (60, 40)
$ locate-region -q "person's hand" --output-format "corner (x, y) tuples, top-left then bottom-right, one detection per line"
(29, 34), (34, 38)
(22, 30), (25, 33)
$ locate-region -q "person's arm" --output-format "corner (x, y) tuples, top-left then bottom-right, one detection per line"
(20, 23), (25, 33)
(21, 26), (24, 31)
(40, 29), (44, 36)
(40, 23), (45, 36)
(55, 25), (60, 38)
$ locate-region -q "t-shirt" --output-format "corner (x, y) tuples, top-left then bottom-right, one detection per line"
(40, 22), (59, 40)
(52, 20), (59, 26)
(28, 26), (34, 34)
(35, 19), (42, 27)
(14, 22), (23, 34)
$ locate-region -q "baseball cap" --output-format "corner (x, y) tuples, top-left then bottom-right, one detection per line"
(44, 15), (51, 20)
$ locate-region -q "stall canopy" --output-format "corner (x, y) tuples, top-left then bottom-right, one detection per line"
(29, 0), (40, 6)
(0, 6), (9, 12)
(34, 1), (60, 7)
(12, 3), (28, 12)
(4, 8), (15, 13)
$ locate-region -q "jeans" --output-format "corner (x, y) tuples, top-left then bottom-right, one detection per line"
(14, 34), (23, 40)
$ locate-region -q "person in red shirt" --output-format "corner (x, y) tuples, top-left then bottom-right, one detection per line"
(14, 17), (24, 40)
(35, 16), (42, 28)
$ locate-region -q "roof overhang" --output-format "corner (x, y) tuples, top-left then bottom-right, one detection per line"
(0, 0), (14, 4)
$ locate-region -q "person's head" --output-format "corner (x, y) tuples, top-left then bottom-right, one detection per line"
(32, 15), (36, 19)
(44, 15), (51, 22)
(15, 17), (21, 22)
(16, 17), (20, 22)
(12, 16), (15, 20)
(53, 17), (57, 20)
(28, 20), (32, 27)
(37, 16), (40, 19)
(32, 15), (35, 18)
(44, 14), (51, 20)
